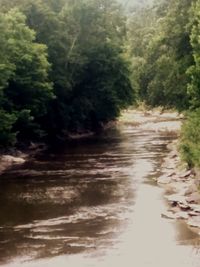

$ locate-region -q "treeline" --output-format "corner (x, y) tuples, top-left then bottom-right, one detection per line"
(127, 0), (200, 168)
(3, 0), (200, 168)
(128, 0), (200, 167)
(128, 0), (193, 109)
(0, 0), (134, 148)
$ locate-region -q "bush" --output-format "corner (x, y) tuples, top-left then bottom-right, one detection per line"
(180, 109), (200, 167)
(0, 110), (17, 147)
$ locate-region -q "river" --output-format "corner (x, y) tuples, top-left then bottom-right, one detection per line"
(0, 111), (199, 267)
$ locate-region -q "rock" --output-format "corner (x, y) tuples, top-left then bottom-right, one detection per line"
(179, 170), (192, 179)
(155, 125), (200, 227)
(164, 162), (177, 170)
(176, 211), (189, 220)
(188, 216), (200, 228)
(171, 175), (185, 182)
(157, 175), (171, 184)
(165, 184), (177, 194)
(168, 206), (180, 213)
(161, 211), (177, 220)
(169, 152), (178, 159)
(166, 194), (187, 205)
(178, 202), (191, 211)
(186, 193), (200, 204)
(165, 182), (186, 195)
(167, 171), (176, 177)
(179, 114), (184, 119)
(189, 211), (200, 217)
(2, 155), (25, 164)
(189, 204), (200, 213)
(0, 154), (26, 174)
(184, 184), (198, 196)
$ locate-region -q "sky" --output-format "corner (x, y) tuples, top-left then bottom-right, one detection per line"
(117, 0), (154, 8)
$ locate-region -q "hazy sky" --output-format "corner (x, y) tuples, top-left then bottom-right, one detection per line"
(117, 0), (153, 8)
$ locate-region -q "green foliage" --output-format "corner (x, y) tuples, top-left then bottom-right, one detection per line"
(0, 8), (53, 146)
(68, 43), (134, 127)
(187, 0), (200, 108)
(180, 109), (200, 168)
(2, 9), (53, 114)
(0, 0), (135, 147)
(128, 0), (193, 110)
(23, 0), (134, 137)
(0, 110), (17, 147)
(180, 0), (200, 168)
(127, 0), (200, 169)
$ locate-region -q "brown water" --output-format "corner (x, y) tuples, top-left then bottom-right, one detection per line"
(0, 113), (200, 267)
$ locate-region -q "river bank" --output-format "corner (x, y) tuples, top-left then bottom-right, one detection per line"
(0, 120), (118, 176)
(0, 143), (47, 175)
(120, 108), (200, 231)
(159, 141), (200, 230)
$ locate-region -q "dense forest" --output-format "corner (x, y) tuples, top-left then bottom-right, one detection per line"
(0, 0), (134, 147)
(1, 0), (200, 168)
(127, 0), (200, 167)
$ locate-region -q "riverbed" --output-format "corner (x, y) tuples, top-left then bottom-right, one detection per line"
(0, 110), (199, 267)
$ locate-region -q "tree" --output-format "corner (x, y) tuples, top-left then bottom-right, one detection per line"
(128, 0), (194, 109)
(0, 9), (53, 145)
(19, 0), (134, 138)
(187, 0), (200, 109)
(0, 1), (135, 146)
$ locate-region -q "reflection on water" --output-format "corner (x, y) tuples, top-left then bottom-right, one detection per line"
(0, 120), (200, 267)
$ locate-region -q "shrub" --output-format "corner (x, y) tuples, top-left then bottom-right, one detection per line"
(180, 109), (200, 167)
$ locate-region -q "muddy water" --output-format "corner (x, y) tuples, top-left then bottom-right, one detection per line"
(0, 113), (200, 267)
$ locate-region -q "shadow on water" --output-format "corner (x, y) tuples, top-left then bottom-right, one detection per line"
(0, 121), (199, 266)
